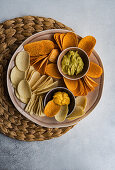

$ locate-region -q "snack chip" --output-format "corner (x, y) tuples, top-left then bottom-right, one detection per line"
(76, 96), (87, 110)
(38, 57), (48, 75)
(15, 88), (30, 104)
(15, 51), (30, 71)
(17, 79), (31, 99)
(15, 89), (20, 99)
(62, 32), (78, 50)
(26, 66), (35, 80)
(28, 71), (40, 88)
(29, 95), (39, 115)
(67, 106), (84, 120)
(27, 70), (35, 82)
(25, 93), (36, 112)
(82, 79), (89, 95)
(33, 77), (53, 92)
(60, 33), (65, 47)
(48, 49), (59, 63)
(25, 93), (45, 117)
(86, 62), (103, 78)
(63, 77), (78, 91)
(54, 33), (62, 50)
(67, 96), (87, 120)
(71, 80), (81, 96)
(38, 96), (45, 117)
(30, 56), (38, 65)
(45, 63), (62, 79)
(83, 76), (95, 91)
(78, 36), (96, 56)
(36, 81), (58, 95)
(78, 79), (85, 96)
(85, 75), (98, 87)
(44, 100), (61, 117)
(10, 66), (25, 88)
(32, 75), (47, 91)
(24, 40), (55, 56)
(55, 105), (68, 122)
(19, 96), (30, 104)
(31, 55), (47, 66)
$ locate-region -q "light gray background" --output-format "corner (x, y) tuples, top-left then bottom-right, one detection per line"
(0, 0), (115, 170)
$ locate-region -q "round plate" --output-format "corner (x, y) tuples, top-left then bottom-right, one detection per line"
(7, 29), (104, 128)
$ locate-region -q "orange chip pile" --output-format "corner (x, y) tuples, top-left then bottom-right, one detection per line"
(24, 32), (103, 97)
(54, 32), (78, 51)
(24, 40), (61, 75)
(64, 61), (102, 96)
(63, 35), (103, 96)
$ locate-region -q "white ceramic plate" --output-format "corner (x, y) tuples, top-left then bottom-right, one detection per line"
(7, 29), (104, 128)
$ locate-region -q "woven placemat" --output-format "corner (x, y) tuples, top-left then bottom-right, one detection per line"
(0, 16), (75, 141)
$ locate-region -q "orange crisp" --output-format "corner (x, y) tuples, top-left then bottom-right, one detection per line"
(83, 76), (95, 91)
(86, 62), (103, 78)
(63, 77), (78, 91)
(38, 57), (48, 75)
(62, 32), (78, 50)
(44, 100), (61, 117)
(78, 79), (85, 95)
(71, 82), (81, 96)
(24, 40), (55, 56)
(54, 33), (62, 50)
(30, 55), (47, 65)
(60, 33), (65, 47)
(85, 75), (98, 87)
(78, 36), (96, 56)
(45, 63), (62, 79)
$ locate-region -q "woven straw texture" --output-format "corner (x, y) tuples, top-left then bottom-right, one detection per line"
(0, 16), (75, 141)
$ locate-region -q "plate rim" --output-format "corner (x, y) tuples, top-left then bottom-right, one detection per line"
(7, 29), (104, 128)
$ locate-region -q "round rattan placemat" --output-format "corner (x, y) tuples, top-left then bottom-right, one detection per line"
(0, 16), (75, 141)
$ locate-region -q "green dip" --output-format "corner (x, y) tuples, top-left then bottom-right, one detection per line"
(61, 50), (84, 76)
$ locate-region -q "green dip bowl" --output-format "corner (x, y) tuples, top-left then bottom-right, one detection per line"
(57, 47), (89, 80)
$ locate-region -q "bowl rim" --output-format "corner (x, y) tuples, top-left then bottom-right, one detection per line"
(57, 47), (90, 80)
(44, 86), (76, 116)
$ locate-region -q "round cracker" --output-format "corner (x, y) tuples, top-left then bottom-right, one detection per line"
(67, 106), (84, 120)
(15, 89), (29, 104)
(15, 89), (20, 99)
(15, 51), (30, 71)
(76, 96), (87, 110)
(19, 97), (30, 104)
(10, 66), (25, 88)
(55, 105), (68, 122)
(17, 79), (31, 99)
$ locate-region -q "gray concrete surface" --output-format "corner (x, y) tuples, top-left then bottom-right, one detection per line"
(0, 0), (115, 170)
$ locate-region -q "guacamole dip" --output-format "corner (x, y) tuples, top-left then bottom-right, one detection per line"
(61, 50), (84, 76)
